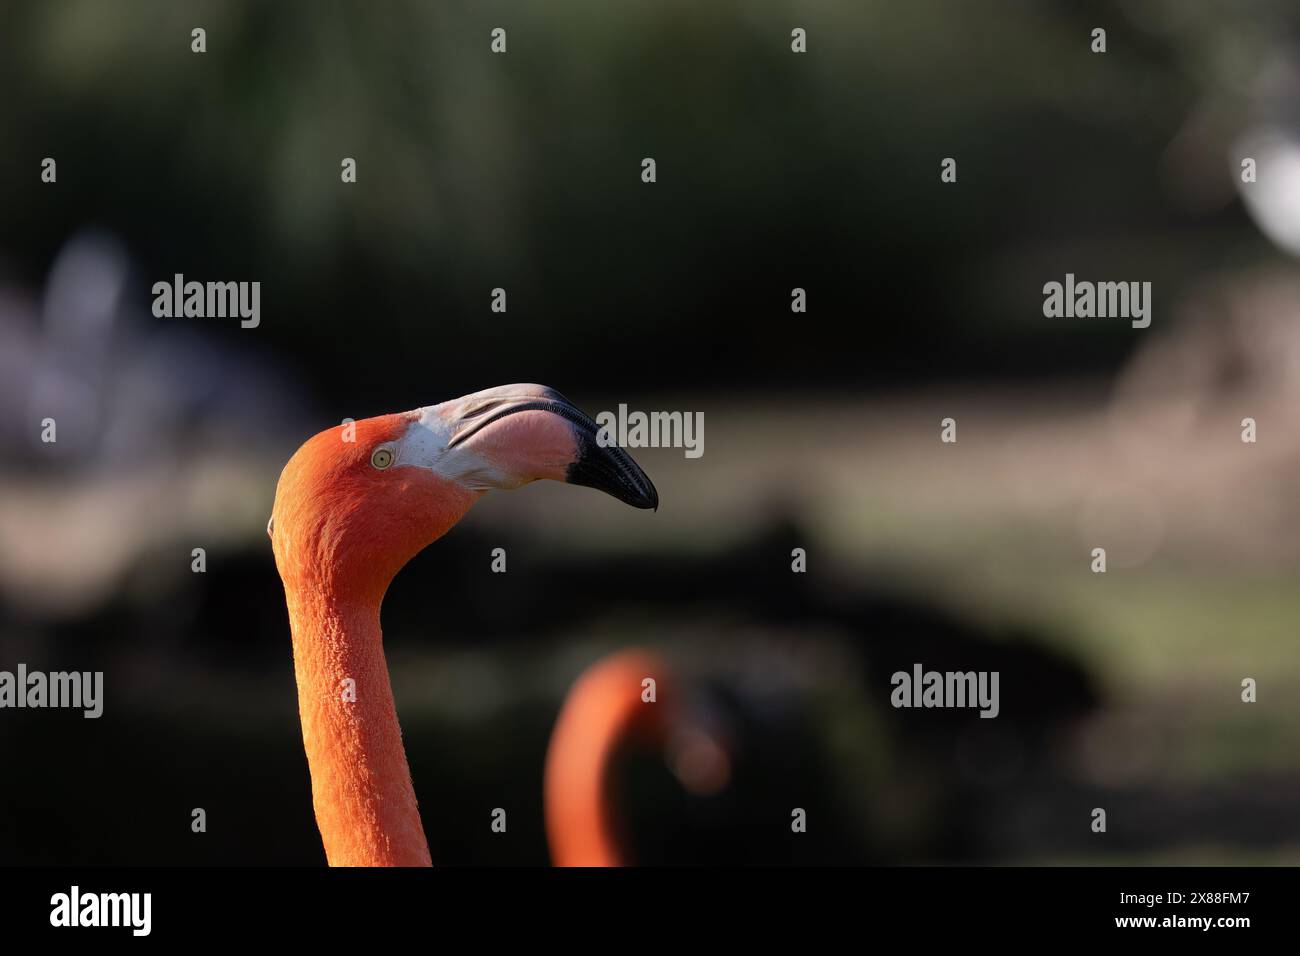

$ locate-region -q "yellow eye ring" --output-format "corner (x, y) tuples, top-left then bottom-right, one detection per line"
(371, 447), (394, 470)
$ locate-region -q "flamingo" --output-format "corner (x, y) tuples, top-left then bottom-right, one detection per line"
(545, 648), (730, 866)
(269, 384), (657, 866)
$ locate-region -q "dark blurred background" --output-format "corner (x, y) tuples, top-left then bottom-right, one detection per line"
(2, 0), (1300, 864)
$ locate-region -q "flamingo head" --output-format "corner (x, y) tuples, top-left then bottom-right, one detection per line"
(270, 384), (657, 601)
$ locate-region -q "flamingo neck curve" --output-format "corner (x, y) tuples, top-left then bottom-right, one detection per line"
(270, 420), (478, 867)
(544, 651), (667, 866)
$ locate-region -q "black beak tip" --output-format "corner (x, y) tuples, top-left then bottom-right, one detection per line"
(624, 483), (659, 511)
(566, 432), (659, 512)
(640, 482), (660, 512)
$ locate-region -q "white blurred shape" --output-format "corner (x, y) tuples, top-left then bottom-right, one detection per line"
(1235, 126), (1300, 258)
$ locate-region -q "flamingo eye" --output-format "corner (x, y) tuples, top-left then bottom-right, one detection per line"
(370, 447), (394, 470)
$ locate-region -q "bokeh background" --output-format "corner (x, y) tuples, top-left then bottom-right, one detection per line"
(2, 0), (1300, 864)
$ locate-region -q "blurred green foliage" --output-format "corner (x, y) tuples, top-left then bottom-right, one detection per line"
(2, 0), (1294, 412)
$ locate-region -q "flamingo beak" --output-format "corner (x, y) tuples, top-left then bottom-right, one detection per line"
(411, 385), (659, 510)
(557, 406), (660, 511)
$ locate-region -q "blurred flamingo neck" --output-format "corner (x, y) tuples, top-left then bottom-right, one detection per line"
(545, 652), (666, 866)
(286, 588), (431, 866)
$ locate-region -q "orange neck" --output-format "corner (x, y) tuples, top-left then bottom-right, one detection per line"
(544, 651), (666, 866)
(286, 588), (431, 866)
(270, 415), (480, 867)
